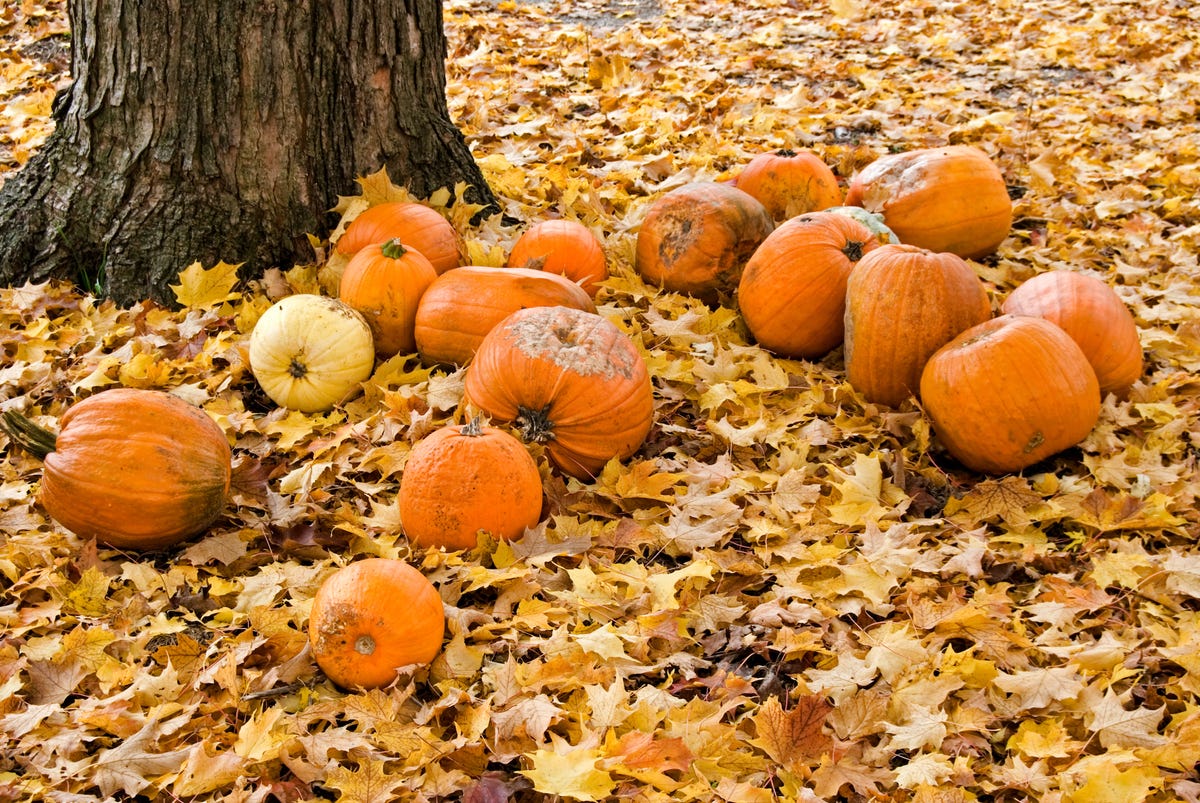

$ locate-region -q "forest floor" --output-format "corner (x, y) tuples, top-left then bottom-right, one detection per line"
(2, 0), (1200, 801)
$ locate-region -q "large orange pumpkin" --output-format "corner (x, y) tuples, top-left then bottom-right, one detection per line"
(507, 219), (608, 298)
(920, 314), (1101, 474)
(734, 149), (843, 221)
(335, 201), (462, 274)
(738, 211), (880, 359)
(1001, 271), (1142, 399)
(0, 388), (232, 550)
(844, 244), (993, 408)
(463, 306), (654, 480)
(338, 238), (438, 357)
(399, 418), (543, 551)
(635, 182), (774, 301)
(414, 265), (596, 366)
(308, 558), (445, 689)
(844, 145), (1012, 259)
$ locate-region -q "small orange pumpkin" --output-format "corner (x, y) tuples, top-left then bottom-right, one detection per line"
(844, 145), (1012, 259)
(463, 306), (654, 480)
(734, 149), (843, 221)
(336, 201), (462, 274)
(635, 182), (774, 301)
(920, 314), (1101, 474)
(414, 265), (596, 366)
(399, 417), (543, 551)
(0, 388), (231, 550)
(308, 558), (445, 689)
(844, 244), (993, 408)
(1000, 271), (1142, 399)
(738, 211), (880, 359)
(339, 238), (438, 357)
(507, 219), (608, 298)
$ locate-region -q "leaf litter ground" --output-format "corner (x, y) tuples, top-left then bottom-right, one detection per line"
(1, 0), (1199, 800)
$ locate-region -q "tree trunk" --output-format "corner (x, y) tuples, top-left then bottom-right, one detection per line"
(0, 0), (495, 306)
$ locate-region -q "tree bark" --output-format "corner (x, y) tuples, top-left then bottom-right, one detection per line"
(0, 0), (495, 306)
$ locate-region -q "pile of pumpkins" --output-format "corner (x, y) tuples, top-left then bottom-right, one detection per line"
(0, 142), (1143, 691)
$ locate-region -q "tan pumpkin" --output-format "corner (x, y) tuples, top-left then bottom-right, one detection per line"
(844, 145), (1012, 259)
(920, 314), (1101, 474)
(0, 388), (231, 550)
(635, 182), (774, 301)
(1001, 271), (1142, 398)
(338, 238), (438, 357)
(507, 219), (608, 298)
(734, 149), (843, 221)
(399, 417), (543, 551)
(463, 306), (654, 480)
(844, 244), (993, 408)
(414, 265), (596, 366)
(737, 211), (880, 359)
(335, 201), (462, 274)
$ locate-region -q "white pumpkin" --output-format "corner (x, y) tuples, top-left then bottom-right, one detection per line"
(249, 294), (375, 412)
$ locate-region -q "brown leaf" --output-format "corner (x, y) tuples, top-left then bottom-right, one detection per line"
(750, 694), (833, 772)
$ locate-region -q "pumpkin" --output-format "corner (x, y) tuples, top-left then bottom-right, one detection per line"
(737, 211), (881, 359)
(335, 201), (462, 274)
(399, 417), (543, 550)
(308, 558), (445, 689)
(507, 219), (608, 298)
(734, 149), (843, 221)
(824, 206), (899, 245)
(248, 294), (376, 413)
(463, 305), (654, 480)
(338, 238), (438, 357)
(844, 145), (1012, 259)
(414, 265), (596, 366)
(0, 388), (231, 550)
(635, 181), (774, 301)
(920, 314), (1101, 474)
(844, 244), (993, 408)
(1000, 271), (1142, 398)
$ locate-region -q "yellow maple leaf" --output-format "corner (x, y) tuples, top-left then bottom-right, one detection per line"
(521, 744), (616, 802)
(1065, 761), (1160, 803)
(170, 260), (242, 309)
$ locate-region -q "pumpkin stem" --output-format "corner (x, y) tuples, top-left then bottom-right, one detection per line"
(380, 238), (408, 260)
(288, 358), (308, 379)
(0, 409), (59, 459)
(843, 240), (865, 262)
(515, 405), (556, 443)
(460, 415), (485, 437)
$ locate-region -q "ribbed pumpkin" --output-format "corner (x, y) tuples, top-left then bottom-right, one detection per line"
(737, 211), (881, 359)
(920, 314), (1101, 474)
(399, 417), (543, 551)
(338, 238), (438, 357)
(0, 388), (231, 550)
(844, 145), (1012, 259)
(1001, 271), (1142, 399)
(463, 306), (654, 480)
(249, 294), (376, 413)
(635, 182), (774, 301)
(734, 149), (843, 221)
(844, 244), (993, 408)
(507, 219), (608, 298)
(308, 558), (445, 689)
(414, 265), (596, 366)
(335, 201), (462, 274)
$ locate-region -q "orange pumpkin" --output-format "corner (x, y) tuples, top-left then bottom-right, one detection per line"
(335, 201), (462, 274)
(463, 306), (654, 480)
(844, 244), (993, 408)
(920, 314), (1101, 474)
(0, 388), (231, 550)
(399, 417), (543, 550)
(308, 558), (445, 689)
(734, 149), (843, 221)
(414, 265), (596, 366)
(844, 145), (1012, 259)
(738, 211), (880, 359)
(507, 219), (608, 298)
(1001, 271), (1142, 398)
(338, 238), (438, 357)
(635, 182), (774, 301)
